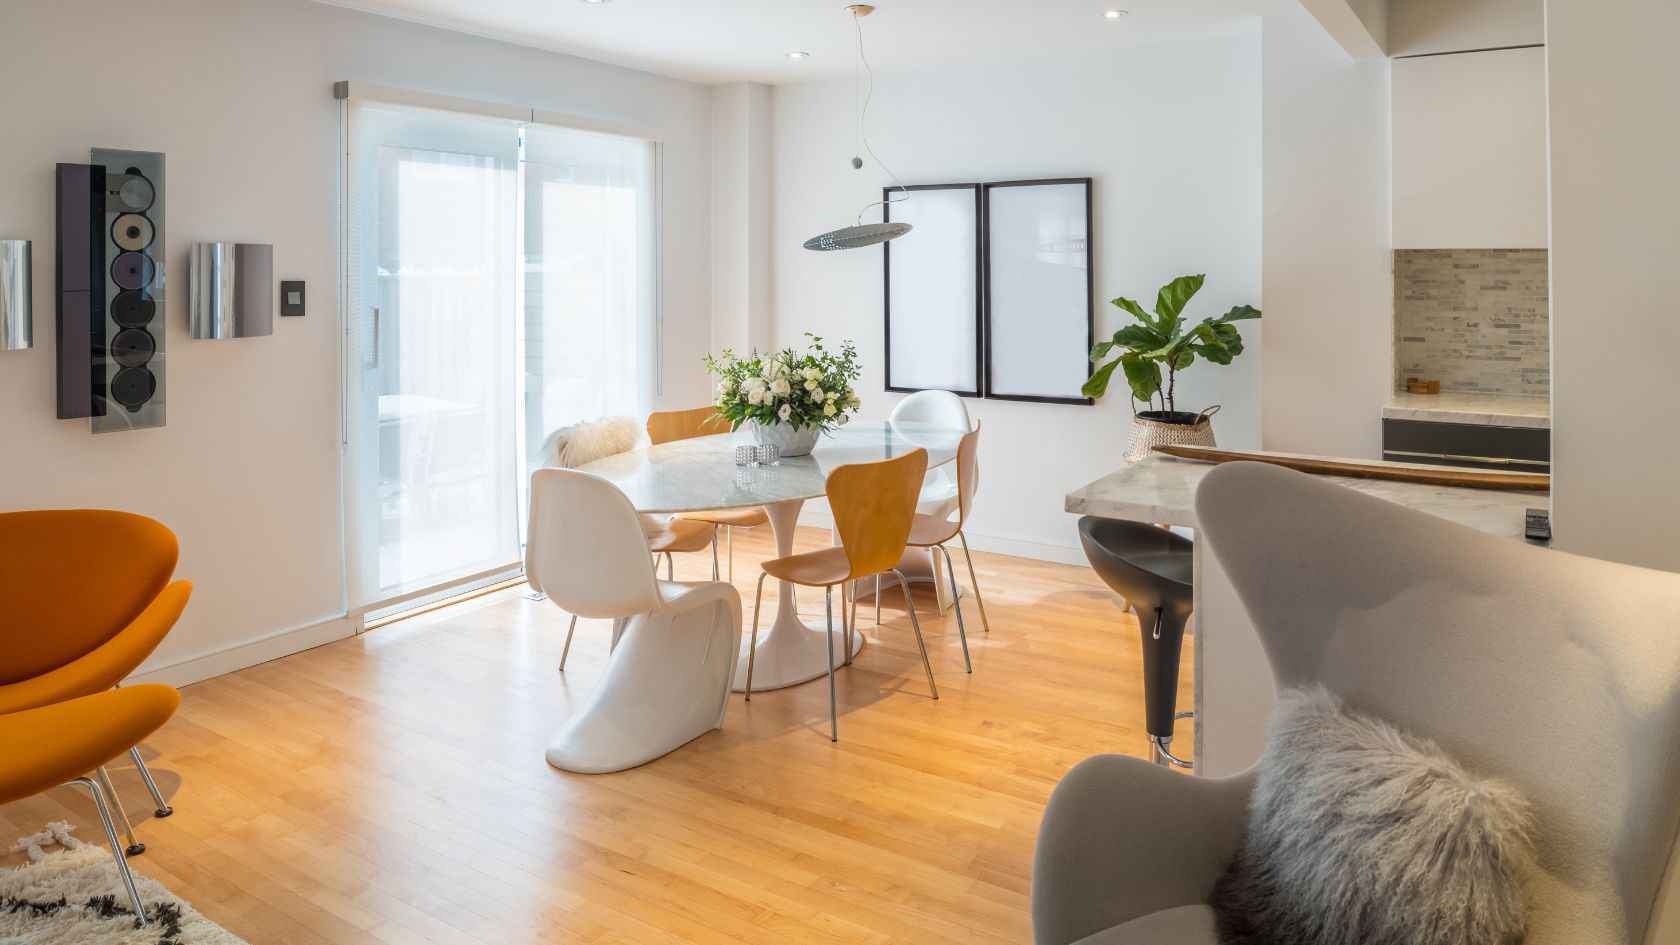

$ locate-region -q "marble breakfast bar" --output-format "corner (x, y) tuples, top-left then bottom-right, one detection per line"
(1066, 451), (1544, 777)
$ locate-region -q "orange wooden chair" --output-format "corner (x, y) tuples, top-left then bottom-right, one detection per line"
(646, 406), (771, 581)
(0, 510), (193, 851)
(0, 685), (181, 927)
(745, 448), (934, 741)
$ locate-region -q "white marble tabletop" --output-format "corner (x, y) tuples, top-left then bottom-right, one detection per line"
(578, 421), (963, 514)
(1066, 451), (1543, 541)
(1383, 391), (1551, 429)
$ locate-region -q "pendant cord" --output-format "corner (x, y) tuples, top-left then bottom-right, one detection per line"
(852, 12), (907, 226)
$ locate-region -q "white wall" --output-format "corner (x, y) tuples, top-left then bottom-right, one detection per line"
(0, 0), (713, 681)
(711, 82), (774, 354)
(1387, 0), (1542, 57)
(1392, 47), (1547, 249)
(1547, 0), (1680, 575)
(767, 36), (1262, 558)
(1260, 11), (1393, 460)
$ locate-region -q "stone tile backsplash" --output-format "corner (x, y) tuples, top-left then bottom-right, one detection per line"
(1393, 248), (1549, 395)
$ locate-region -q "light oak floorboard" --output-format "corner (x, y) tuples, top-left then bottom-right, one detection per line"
(0, 525), (1194, 945)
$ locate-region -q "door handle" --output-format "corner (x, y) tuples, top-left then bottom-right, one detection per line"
(367, 306), (380, 368)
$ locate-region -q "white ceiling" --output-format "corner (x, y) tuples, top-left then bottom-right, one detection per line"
(318, 0), (1292, 85)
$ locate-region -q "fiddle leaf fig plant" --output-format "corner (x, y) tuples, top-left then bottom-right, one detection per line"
(1083, 274), (1260, 416)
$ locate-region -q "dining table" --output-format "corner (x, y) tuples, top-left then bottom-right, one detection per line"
(579, 420), (964, 691)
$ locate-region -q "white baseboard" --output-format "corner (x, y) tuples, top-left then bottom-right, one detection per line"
(794, 510), (1087, 567)
(126, 614), (360, 689)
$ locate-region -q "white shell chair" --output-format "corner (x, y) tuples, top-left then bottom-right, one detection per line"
(874, 391), (974, 616)
(888, 391), (974, 517)
(527, 468), (743, 774)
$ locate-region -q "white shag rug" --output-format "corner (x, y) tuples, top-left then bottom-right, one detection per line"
(1, 823), (249, 945)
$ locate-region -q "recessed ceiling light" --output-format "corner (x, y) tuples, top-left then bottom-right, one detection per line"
(786, 51), (811, 59)
(580, 0), (611, 4)
(1103, 9), (1129, 18)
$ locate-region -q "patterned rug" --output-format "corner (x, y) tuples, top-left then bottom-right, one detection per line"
(1, 823), (248, 944)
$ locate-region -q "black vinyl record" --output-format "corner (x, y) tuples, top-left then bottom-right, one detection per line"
(109, 366), (157, 411)
(111, 252), (155, 291)
(110, 328), (156, 367)
(111, 290), (156, 328)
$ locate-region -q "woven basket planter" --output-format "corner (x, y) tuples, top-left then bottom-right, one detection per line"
(1123, 406), (1220, 464)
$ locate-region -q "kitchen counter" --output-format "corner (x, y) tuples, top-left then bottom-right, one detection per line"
(1066, 451), (1540, 539)
(1066, 451), (1546, 777)
(1382, 390), (1550, 429)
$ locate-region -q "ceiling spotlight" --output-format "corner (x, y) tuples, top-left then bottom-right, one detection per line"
(580, 0), (611, 4)
(1103, 9), (1129, 18)
(787, 50), (811, 59)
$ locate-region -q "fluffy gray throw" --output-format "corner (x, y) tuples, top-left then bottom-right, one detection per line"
(1211, 687), (1535, 945)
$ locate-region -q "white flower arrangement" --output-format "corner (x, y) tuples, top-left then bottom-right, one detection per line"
(704, 334), (862, 432)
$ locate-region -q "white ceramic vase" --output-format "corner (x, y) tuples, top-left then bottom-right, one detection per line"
(746, 420), (822, 457)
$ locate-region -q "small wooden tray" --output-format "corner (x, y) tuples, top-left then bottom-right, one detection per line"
(1151, 445), (1550, 492)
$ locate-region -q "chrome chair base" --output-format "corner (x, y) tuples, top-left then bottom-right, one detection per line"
(1149, 711), (1196, 769)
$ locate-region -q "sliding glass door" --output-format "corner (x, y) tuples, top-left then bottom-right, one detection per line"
(343, 99), (659, 613)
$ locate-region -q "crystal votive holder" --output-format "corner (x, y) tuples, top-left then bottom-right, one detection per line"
(756, 444), (781, 466)
(734, 444), (758, 467)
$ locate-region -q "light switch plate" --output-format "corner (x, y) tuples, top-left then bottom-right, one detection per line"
(280, 280), (305, 317)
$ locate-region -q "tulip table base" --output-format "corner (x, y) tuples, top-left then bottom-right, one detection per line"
(732, 497), (865, 692)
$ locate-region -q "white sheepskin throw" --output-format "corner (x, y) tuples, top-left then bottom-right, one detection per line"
(539, 415), (644, 469)
(1, 822), (250, 943)
(1211, 686), (1535, 945)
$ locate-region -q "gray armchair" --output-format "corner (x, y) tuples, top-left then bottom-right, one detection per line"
(1033, 462), (1680, 945)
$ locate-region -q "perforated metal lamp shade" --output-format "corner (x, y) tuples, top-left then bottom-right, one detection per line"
(803, 221), (912, 252)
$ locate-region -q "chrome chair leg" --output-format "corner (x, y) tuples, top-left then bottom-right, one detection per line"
(665, 552), (675, 581)
(711, 525), (721, 581)
(825, 586), (839, 742)
(958, 532), (991, 633)
(875, 573), (882, 626)
(94, 766), (144, 856)
(890, 569), (938, 700)
(70, 776), (148, 927)
(559, 614), (578, 672)
(746, 571), (768, 700)
(130, 747), (173, 817)
(939, 546), (972, 673)
(727, 526), (735, 582)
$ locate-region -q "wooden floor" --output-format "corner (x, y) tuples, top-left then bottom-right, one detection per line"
(0, 525), (1193, 945)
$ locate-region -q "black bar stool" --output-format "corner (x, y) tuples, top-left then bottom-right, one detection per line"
(1077, 516), (1195, 768)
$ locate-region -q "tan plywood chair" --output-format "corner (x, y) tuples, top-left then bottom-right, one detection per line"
(745, 448), (934, 742)
(647, 407), (771, 582)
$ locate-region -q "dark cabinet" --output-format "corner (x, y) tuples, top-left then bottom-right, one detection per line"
(1382, 419), (1550, 473)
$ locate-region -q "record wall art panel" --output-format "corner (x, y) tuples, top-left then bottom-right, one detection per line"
(57, 149), (166, 431)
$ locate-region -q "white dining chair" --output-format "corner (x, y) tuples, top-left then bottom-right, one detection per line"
(888, 391), (974, 519)
(526, 468), (743, 774)
(874, 391), (975, 618)
(539, 416), (718, 671)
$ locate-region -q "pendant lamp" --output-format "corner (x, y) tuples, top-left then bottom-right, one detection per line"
(803, 4), (913, 252)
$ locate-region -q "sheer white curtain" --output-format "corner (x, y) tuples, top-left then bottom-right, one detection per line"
(344, 102), (521, 609)
(342, 97), (659, 612)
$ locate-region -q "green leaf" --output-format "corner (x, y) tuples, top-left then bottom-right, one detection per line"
(1154, 275), (1206, 323)
(1121, 357), (1162, 403)
(1111, 324), (1168, 352)
(1191, 343), (1234, 365)
(1218, 304), (1261, 322)
(1089, 340), (1116, 362)
(1171, 348), (1195, 371)
(1081, 358), (1123, 398)
(1110, 295), (1155, 329)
